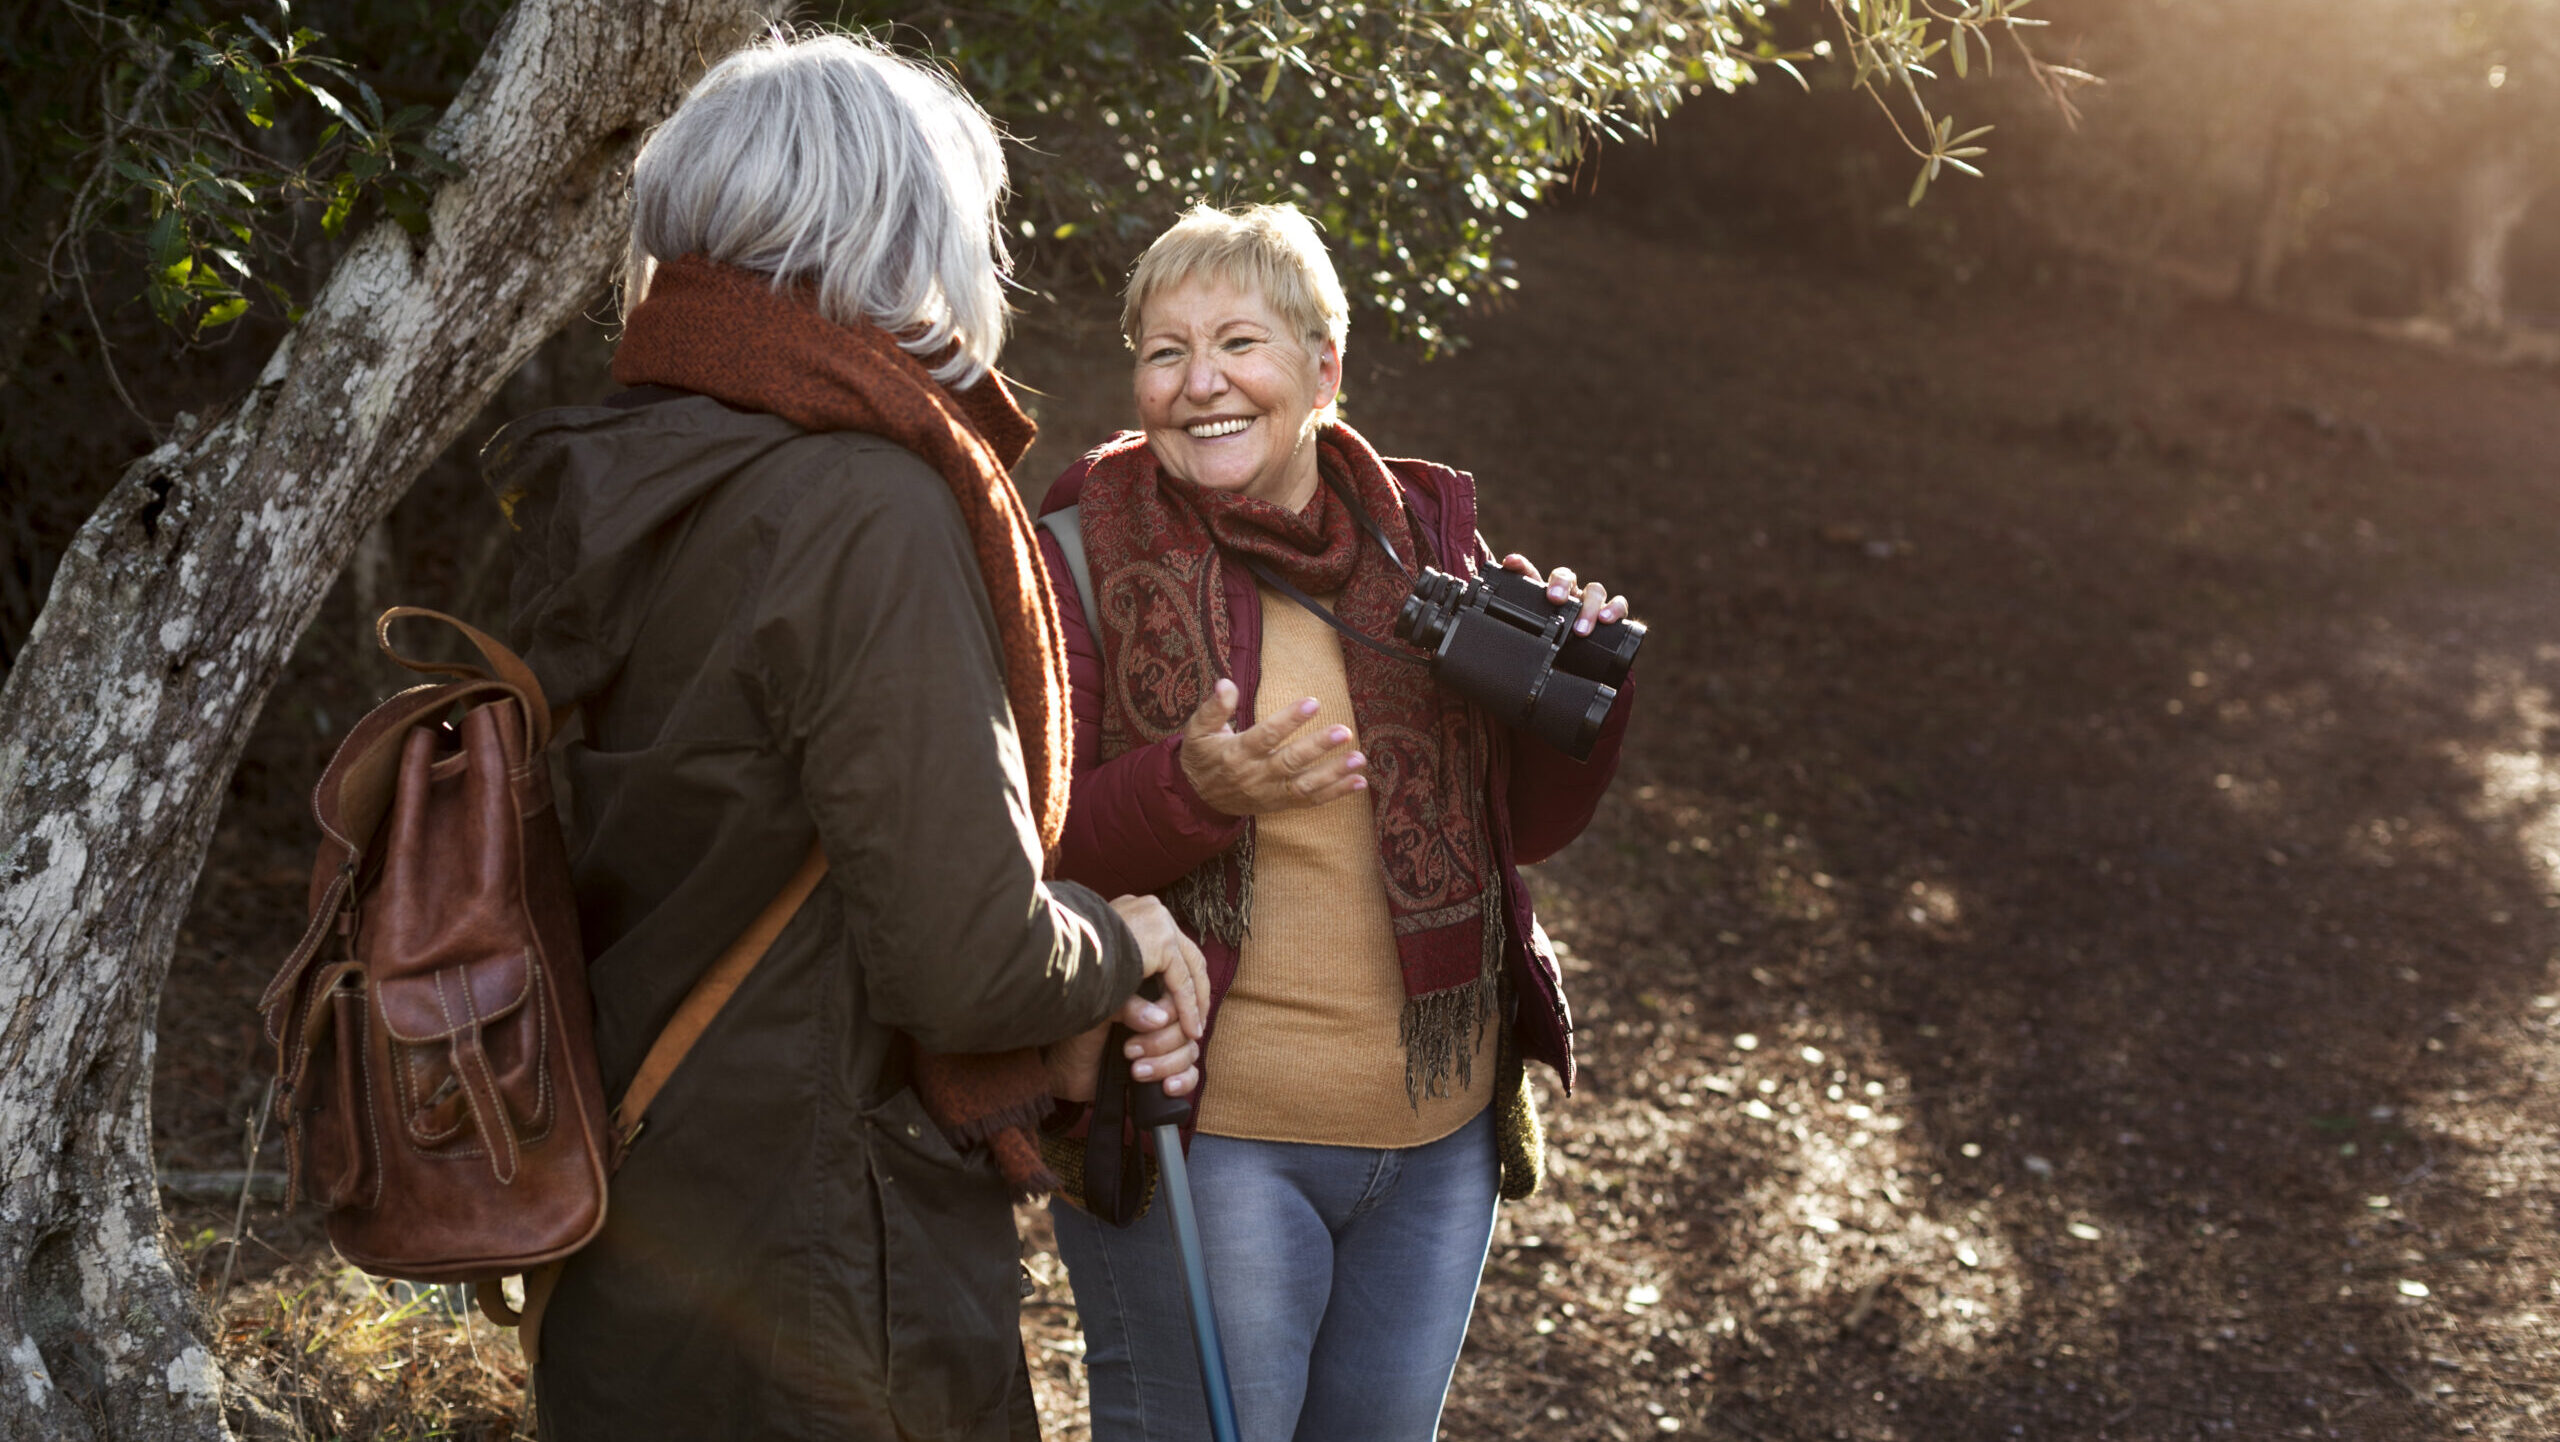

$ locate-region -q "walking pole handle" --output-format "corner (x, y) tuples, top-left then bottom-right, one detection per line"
(1126, 977), (1193, 1130)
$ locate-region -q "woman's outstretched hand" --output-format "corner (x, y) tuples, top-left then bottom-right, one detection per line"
(1177, 677), (1367, 817)
(1045, 895), (1208, 1104)
(1499, 553), (1629, 637)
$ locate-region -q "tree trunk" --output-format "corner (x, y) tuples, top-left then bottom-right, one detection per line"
(0, 2), (755, 1437)
(2444, 138), (2545, 336)
(2238, 114), (2302, 308)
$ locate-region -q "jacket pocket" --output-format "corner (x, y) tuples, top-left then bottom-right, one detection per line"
(862, 1086), (1022, 1441)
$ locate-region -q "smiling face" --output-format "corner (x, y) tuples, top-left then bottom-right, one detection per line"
(1133, 277), (1342, 512)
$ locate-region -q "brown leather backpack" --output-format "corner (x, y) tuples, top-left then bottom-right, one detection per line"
(259, 608), (611, 1284)
(260, 607), (826, 1356)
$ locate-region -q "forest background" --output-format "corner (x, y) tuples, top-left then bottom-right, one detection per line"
(3, 0), (2559, 1438)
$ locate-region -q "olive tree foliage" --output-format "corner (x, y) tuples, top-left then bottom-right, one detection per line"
(0, 2), (510, 664)
(890, 0), (2073, 350)
(14, 0), (2064, 382)
(34, 3), (496, 344)
(7, 2), (510, 369)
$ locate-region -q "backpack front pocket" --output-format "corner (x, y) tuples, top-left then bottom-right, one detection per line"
(376, 953), (552, 1181)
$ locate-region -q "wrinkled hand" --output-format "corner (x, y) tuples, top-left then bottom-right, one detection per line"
(1176, 677), (1368, 817)
(1499, 553), (1628, 637)
(1044, 895), (1208, 1104)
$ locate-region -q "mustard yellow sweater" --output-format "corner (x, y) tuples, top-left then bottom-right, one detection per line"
(1196, 587), (1497, 1147)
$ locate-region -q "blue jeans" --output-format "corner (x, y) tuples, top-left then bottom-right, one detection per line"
(1050, 1106), (1501, 1442)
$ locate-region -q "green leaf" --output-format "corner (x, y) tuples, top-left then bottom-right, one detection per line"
(1907, 161), (1931, 208)
(241, 71), (276, 129)
(145, 210), (185, 268)
(386, 190), (430, 236)
(198, 294), (248, 331)
(308, 83), (368, 139)
(320, 180), (356, 237)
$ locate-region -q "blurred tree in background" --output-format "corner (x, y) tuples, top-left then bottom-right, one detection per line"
(1989, 0), (2558, 334)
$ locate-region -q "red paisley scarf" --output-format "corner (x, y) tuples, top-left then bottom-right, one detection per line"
(615, 255), (1065, 1194)
(1076, 422), (1503, 1100)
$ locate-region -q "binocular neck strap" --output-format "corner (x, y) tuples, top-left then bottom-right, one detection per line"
(1236, 555), (1425, 667)
(1325, 474), (1414, 579)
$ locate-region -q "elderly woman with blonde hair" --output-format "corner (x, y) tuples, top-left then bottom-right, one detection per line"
(1036, 203), (1635, 1441)
(491, 32), (1206, 1442)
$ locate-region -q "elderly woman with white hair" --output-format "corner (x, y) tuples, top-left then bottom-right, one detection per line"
(1034, 204), (1635, 1441)
(490, 32), (1205, 1441)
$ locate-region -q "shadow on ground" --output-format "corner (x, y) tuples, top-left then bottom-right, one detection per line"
(1347, 215), (2560, 1441)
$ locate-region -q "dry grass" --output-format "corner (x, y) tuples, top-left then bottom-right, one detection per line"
(181, 1203), (532, 1442)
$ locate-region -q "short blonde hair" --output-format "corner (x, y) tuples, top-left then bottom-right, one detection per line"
(1120, 203), (1350, 357)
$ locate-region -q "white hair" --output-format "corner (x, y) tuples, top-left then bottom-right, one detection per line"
(625, 30), (1011, 387)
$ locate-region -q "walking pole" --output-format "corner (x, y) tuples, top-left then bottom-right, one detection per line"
(1126, 997), (1243, 1442)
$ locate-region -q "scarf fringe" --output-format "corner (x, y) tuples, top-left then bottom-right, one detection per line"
(987, 1128), (1063, 1203)
(1398, 896), (1508, 1105)
(1170, 822), (1255, 948)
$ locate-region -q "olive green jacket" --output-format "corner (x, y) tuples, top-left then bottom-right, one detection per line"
(492, 392), (1139, 1442)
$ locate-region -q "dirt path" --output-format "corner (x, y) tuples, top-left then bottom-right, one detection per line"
(1336, 215), (2560, 1441)
(169, 210), (2560, 1439)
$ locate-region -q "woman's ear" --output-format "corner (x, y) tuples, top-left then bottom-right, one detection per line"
(1313, 337), (1343, 411)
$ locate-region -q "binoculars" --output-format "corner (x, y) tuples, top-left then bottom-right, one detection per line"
(1395, 567), (1642, 761)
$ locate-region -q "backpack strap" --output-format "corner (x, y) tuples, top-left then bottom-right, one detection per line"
(1035, 506), (1098, 630)
(374, 606), (558, 752)
(479, 838), (832, 1355)
(610, 840), (829, 1164)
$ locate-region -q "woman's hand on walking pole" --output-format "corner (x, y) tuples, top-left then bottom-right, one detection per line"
(1045, 895), (1207, 1104)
